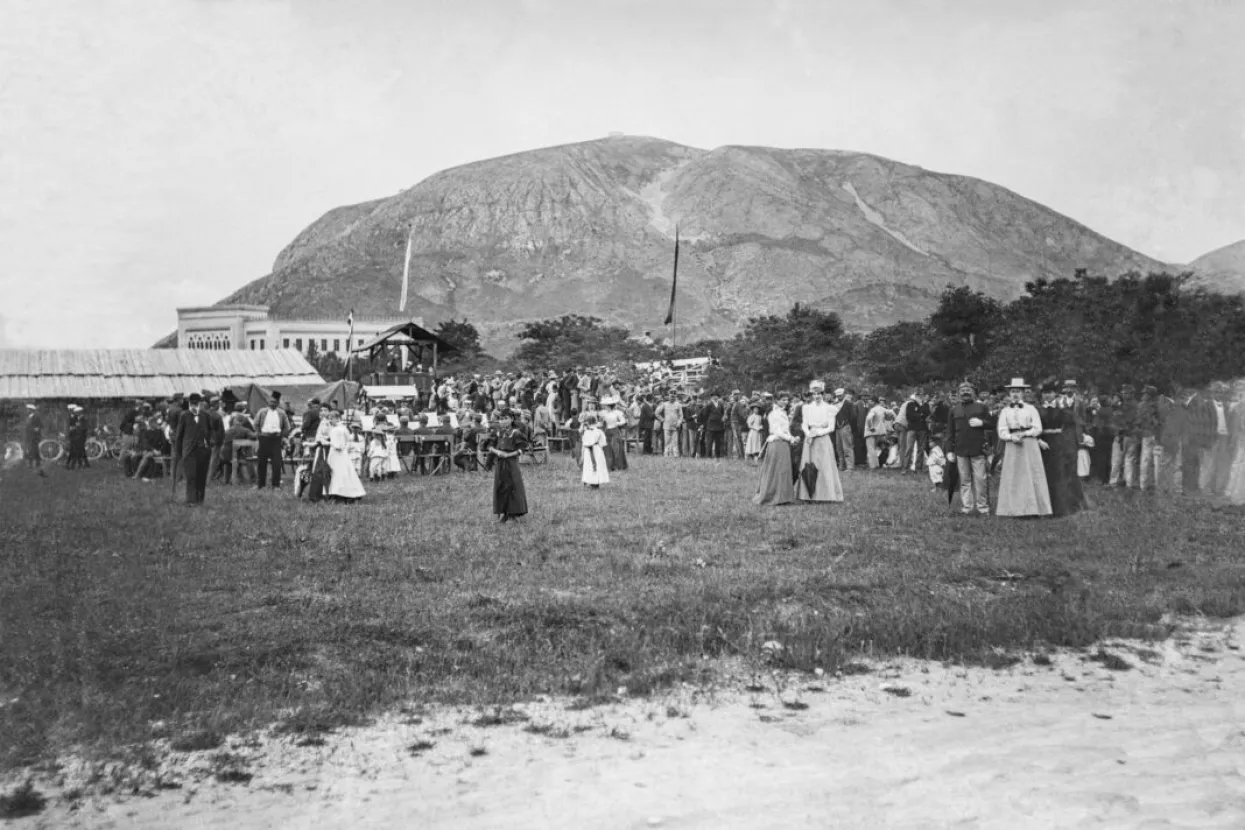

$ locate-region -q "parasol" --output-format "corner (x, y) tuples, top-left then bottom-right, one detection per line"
(799, 461), (819, 496)
(945, 458), (960, 505)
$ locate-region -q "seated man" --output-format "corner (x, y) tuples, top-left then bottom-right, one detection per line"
(455, 413), (488, 472)
(131, 413), (170, 480)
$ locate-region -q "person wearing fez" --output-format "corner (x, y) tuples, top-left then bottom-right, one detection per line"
(174, 393), (214, 505)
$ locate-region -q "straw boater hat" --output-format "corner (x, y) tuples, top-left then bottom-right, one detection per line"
(958, 381), (975, 394)
(1062, 379), (1077, 389)
(1005, 377), (1029, 390)
(601, 396), (619, 406)
(809, 380), (826, 393)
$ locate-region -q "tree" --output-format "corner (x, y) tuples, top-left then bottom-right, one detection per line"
(513, 315), (659, 370)
(435, 318), (483, 359)
(928, 285), (1003, 380)
(856, 321), (939, 388)
(713, 304), (854, 392)
(434, 318), (495, 374)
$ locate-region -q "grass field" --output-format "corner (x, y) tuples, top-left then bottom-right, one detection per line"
(2, 454), (1244, 771)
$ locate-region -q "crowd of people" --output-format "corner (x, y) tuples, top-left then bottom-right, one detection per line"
(14, 363), (1245, 519)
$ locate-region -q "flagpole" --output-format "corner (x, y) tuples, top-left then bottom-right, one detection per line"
(344, 309), (354, 381)
(400, 225), (413, 314)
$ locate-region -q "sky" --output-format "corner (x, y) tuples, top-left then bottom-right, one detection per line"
(1, 0), (1242, 348)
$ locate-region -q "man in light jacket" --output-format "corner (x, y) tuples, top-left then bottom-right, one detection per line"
(253, 392), (291, 490)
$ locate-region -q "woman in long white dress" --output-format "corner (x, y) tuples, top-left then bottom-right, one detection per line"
(1223, 383), (1245, 505)
(795, 380), (844, 502)
(581, 414), (610, 488)
(754, 393), (796, 506)
(326, 409), (366, 502)
(995, 378), (1052, 517)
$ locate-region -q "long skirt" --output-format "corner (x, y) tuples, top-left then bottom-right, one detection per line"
(1225, 442), (1245, 505)
(754, 440), (796, 506)
(996, 437), (1052, 517)
(327, 448), (366, 499)
(493, 456), (528, 516)
(582, 445), (609, 485)
(1042, 432), (1085, 517)
(795, 434), (843, 502)
(604, 428), (628, 471)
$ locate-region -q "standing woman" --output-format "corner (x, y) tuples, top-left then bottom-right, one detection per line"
(995, 378), (1052, 517)
(325, 409), (366, 502)
(580, 413), (610, 488)
(491, 409), (529, 523)
(599, 396), (629, 471)
(795, 381), (844, 503)
(1038, 379), (1085, 516)
(754, 392), (797, 506)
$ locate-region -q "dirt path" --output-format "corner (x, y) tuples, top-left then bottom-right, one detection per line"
(14, 619), (1245, 829)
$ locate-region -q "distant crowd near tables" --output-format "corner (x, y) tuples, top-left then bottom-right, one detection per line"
(16, 362), (1245, 515)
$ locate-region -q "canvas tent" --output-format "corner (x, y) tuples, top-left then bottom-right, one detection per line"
(228, 382), (327, 416)
(307, 379), (359, 411)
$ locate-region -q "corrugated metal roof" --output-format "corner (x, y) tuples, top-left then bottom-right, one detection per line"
(0, 349), (325, 400)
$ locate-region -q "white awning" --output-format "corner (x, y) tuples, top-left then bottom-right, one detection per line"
(362, 385), (421, 399)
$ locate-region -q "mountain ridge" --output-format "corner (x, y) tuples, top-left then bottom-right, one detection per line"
(209, 135), (1174, 355)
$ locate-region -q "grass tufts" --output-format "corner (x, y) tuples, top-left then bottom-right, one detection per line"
(1, 460), (1242, 770)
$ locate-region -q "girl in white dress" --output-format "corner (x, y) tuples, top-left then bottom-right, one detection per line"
(326, 410), (366, 501)
(581, 414), (610, 488)
(744, 404), (764, 460)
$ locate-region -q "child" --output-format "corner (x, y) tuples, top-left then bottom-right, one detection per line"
(926, 435), (947, 489)
(581, 414), (609, 488)
(744, 403), (764, 461)
(367, 429), (389, 482)
(490, 409), (529, 523)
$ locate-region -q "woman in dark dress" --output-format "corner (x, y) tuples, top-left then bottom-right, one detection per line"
(490, 409), (529, 523)
(1039, 381), (1085, 517)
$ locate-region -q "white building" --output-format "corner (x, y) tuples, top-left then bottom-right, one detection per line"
(176, 305), (423, 355)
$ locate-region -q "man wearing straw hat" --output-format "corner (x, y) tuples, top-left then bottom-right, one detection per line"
(946, 381), (991, 515)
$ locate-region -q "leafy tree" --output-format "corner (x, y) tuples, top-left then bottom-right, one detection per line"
(712, 304), (854, 392)
(513, 315), (659, 370)
(928, 285), (1003, 379)
(856, 321), (940, 388)
(435, 318), (484, 359)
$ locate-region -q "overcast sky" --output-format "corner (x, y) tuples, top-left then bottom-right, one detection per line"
(1, 0), (1242, 348)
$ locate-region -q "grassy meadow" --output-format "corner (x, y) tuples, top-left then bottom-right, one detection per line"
(2, 453), (1244, 770)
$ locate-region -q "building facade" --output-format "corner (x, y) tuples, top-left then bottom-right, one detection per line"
(176, 306), (422, 355)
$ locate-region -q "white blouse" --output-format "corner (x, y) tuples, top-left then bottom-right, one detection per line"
(766, 407), (794, 442)
(997, 404), (1043, 440)
(800, 400), (834, 438)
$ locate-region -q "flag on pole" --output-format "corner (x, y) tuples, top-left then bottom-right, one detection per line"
(344, 309), (355, 380)
(399, 227), (413, 313)
(664, 225), (679, 326)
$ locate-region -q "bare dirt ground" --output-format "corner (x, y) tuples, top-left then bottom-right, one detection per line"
(9, 617), (1243, 829)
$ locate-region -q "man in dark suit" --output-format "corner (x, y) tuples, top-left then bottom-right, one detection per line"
(946, 382), (991, 515)
(174, 393), (214, 505)
(637, 395), (656, 455)
(702, 392), (727, 458)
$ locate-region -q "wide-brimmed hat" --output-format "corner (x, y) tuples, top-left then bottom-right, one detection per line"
(600, 396), (619, 406)
(25, 403), (36, 410)
(958, 382), (975, 394)
(1005, 377), (1029, 390)
(809, 380), (826, 393)
(233, 402), (246, 412)
(833, 387), (846, 396)
(1061, 379), (1077, 389)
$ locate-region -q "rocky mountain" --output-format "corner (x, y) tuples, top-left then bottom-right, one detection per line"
(1188, 240), (1245, 294)
(215, 135), (1171, 355)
